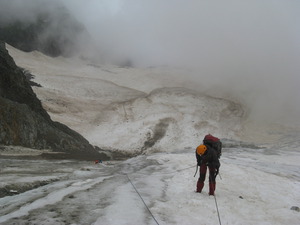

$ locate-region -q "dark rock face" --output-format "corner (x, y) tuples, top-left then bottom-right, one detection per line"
(0, 42), (107, 160)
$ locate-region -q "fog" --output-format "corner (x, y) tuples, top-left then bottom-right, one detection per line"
(0, 0), (62, 24)
(1, 0), (300, 125)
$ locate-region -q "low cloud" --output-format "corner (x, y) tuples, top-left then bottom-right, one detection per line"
(1, 0), (300, 125)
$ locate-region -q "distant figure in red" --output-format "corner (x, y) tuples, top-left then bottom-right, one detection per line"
(94, 160), (102, 164)
(195, 134), (221, 195)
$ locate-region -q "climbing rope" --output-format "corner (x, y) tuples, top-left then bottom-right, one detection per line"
(131, 165), (195, 176)
(126, 174), (160, 225)
(102, 160), (222, 224)
(214, 194), (222, 225)
(218, 172), (222, 180)
(193, 164), (198, 177)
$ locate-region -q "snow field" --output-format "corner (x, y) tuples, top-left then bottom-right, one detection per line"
(0, 148), (299, 224)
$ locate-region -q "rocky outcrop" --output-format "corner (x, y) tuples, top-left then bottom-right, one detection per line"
(0, 41), (107, 160)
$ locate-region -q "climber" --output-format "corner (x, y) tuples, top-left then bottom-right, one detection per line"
(195, 144), (220, 195)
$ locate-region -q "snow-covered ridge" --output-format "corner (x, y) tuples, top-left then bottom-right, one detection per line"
(7, 44), (298, 154)
(87, 87), (245, 153)
(7, 44), (249, 153)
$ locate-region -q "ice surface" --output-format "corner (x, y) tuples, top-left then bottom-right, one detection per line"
(0, 148), (300, 225)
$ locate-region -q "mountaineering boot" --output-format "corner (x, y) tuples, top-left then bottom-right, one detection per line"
(209, 182), (216, 195)
(196, 179), (204, 193)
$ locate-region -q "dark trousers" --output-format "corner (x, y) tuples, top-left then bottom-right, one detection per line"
(196, 164), (216, 195)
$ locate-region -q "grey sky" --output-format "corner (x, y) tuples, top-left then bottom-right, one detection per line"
(64, 0), (300, 125)
(1, 0), (299, 124)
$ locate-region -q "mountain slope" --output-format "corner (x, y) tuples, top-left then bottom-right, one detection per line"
(6, 44), (251, 155)
(0, 41), (107, 160)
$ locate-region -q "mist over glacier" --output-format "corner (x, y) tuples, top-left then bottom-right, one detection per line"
(61, 0), (300, 125)
(1, 0), (300, 124)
